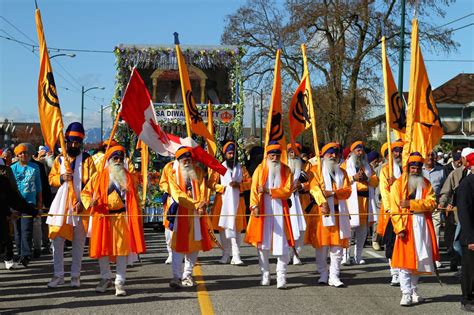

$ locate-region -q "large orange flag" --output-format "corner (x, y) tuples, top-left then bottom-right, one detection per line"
(403, 19), (444, 166)
(206, 101), (217, 157)
(382, 37), (406, 140)
(264, 49), (287, 163)
(175, 37), (213, 140)
(35, 8), (65, 152)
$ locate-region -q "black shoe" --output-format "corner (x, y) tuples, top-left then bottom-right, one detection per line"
(33, 249), (41, 258)
(460, 303), (474, 312)
(450, 263), (458, 272)
(19, 256), (30, 267)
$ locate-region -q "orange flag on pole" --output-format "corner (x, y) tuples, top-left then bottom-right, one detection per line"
(175, 33), (213, 140)
(264, 49), (287, 163)
(403, 19), (444, 166)
(206, 101), (217, 157)
(35, 7), (65, 152)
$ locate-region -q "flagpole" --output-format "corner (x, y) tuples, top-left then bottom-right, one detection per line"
(174, 32), (192, 138)
(382, 37), (393, 178)
(397, 0), (406, 104)
(301, 44), (320, 167)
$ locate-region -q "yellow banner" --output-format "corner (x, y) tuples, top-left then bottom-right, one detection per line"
(35, 9), (64, 152)
(176, 44), (213, 140)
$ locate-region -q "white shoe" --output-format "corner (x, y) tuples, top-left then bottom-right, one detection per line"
(400, 294), (412, 306)
(328, 277), (345, 288)
(292, 255), (303, 265)
(435, 261), (442, 269)
(390, 274), (400, 286)
(341, 256), (351, 266)
(261, 272), (270, 286)
(165, 256), (172, 264)
(355, 259), (366, 265)
(276, 275), (287, 289)
(230, 257), (245, 266)
(115, 281), (126, 296)
(372, 241), (381, 251)
(219, 255), (230, 264)
(4, 260), (18, 270)
(412, 292), (424, 304)
(70, 277), (81, 288)
(96, 279), (113, 293)
(169, 278), (183, 289)
(181, 276), (196, 287)
(47, 276), (65, 288)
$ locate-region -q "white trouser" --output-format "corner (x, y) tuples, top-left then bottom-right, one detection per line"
(389, 259), (400, 276)
(399, 268), (419, 295)
(52, 222), (86, 278)
(172, 251), (198, 280)
(99, 256), (127, 284)
(230, 232), (242, 259)
(432, 210), (441, 247)
(33, 217), (43, 251)
(343, 224), (367, 262)
(165, 229), (173, 257)
(315, 246), (343, 281)
(258, 249), (288, 278)
(219, 230), (231, 257)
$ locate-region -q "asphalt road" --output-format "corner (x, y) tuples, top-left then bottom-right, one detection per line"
(0, 228), (466, 314)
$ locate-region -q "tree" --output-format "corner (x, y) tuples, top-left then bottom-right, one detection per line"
(222, 0), (458, 144)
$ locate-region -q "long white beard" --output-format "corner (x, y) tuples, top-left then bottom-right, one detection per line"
(322, 157), (338, 176)
(45, 155), (54, 168)
(288, 157), (302, 175)
(109, 163), (128, 190)
(394, 156), (402, 165)
(350, 153), (367, 169)
(179, 160), (197, 182)
(267, 159), (281, 186)
(408, 174), (425, 194)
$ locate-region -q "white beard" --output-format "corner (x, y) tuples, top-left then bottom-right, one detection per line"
(179, 160), (197, 182)
(408, 174), (426, 194)
(45, 155), (54, 168)
(288, 157), (302, 175)
(266, 159), (281, 186)
(322, 157), (338, 176)
(109, 163), (128, 190)
(350, 153), (367, 169)
(394, 156), (402, 165)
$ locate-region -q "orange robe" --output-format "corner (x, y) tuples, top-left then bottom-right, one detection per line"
(390, 175), (439, 272)
(48, 153), (96, 240)
(81, 168), (146, 259)
(159, 161), (174, 229)
(167, 164), (214, 253)
(305, 165), (352, 248)
(377, 163), (392, 236)
(245, 162), (295, 248)
(208, 166), (251, 232)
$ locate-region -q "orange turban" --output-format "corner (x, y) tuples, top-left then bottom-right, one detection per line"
(321, 142), (340, 156)
(350, 141), (364, 152)
(380, 142), (389, 157)
(175, 146), (193, 160)
(14, 144), (28, 156)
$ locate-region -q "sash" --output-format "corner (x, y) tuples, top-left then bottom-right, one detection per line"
(412, 183), (434, 272)
(322, 163), (351, 239)
(289, 165), (306, 240)
(345, 158), (376, 227)
(218, 161), (242, 238)
(47, 154), (82, 227)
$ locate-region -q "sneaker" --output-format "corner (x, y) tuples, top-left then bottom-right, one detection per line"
(412, 292), (424, 304)
(400, 294), (412, 306)
(372, 241), (381, 251)
(70, 276), (81, 288)
(4, 260), (18, 270)
(435, 261), (442, 269)
(169, 278), (183, 289)
(390, 274), (400, 286)
(181, 276), (196, 287)
(260, 272), (270, 286)
(115, 282), (126, 296)
(219, 255), (230, 264)
(96, 279), (113, 293)
(355, 259), (366, 265)
(18, 256), (30, 267)
(328, 277), (345, 288)
(276, 275), (287, 289)
(47, 276), (65, 288)
(230, 257), (245, 266)
(165, 256), (172, 264)
(341, 256), (351, 266)
(460, 303), (474, 312)
(292, 255), (303, 265)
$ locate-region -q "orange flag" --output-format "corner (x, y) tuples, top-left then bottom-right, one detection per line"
(403, 19), (444, 165)
(382, 37), (406, 140)
(206, 101), (217, 157)
(288, 76), (307, 154)
(264, 49), (287, 163)
(175, 38), (213, 140)
(35, 8), (65, 152)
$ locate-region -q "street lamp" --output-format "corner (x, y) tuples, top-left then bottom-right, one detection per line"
(81, 86), (105, 126)
(100, 104), (113, 143)
(244, 88), (264, 146)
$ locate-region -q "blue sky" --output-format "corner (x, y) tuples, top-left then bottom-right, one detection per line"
(1, 0), (473, 130)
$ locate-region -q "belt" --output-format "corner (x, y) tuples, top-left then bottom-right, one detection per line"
(357, 191), (369, 198)
(109, 208), (126, 214)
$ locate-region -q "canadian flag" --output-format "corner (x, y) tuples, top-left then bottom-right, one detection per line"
(121, 68), (227, 176)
